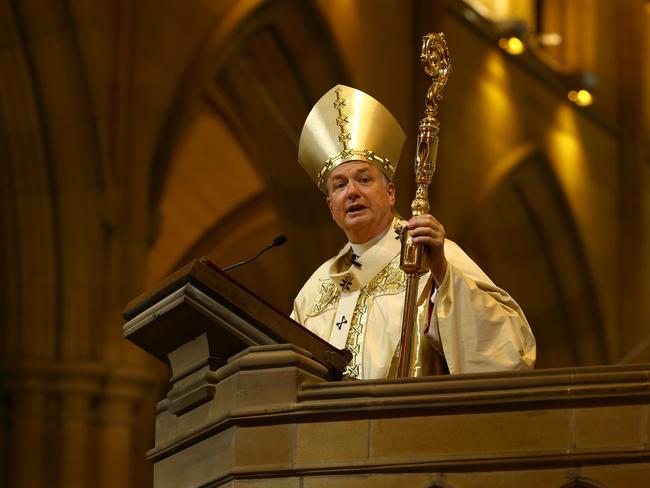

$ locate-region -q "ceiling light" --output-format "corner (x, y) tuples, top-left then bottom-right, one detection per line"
(564, 72), (597, 107)
(498, 36), (525, 55)
(494, 20), (528, 56)
(568, 89), (593, 107)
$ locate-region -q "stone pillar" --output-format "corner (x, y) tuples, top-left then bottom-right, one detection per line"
(0, 362), (159, 488)
(0, 394), (7, 487)
(98, 397), (135, 488)
(60, 393), (92, 488)
(97, 368), (156, 488)
(10, 390), (46, 488)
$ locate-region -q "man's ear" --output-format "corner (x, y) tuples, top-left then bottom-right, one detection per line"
(326, 194), (334, 215)
(387, 182), (396, 207)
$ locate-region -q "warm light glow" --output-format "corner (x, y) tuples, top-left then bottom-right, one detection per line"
(474, 51), (520, 163)
(568, 89), (593, 107)
(498, 36), (525, 55)
(545, 104), (588, 215)
(537, 32), (562, 46)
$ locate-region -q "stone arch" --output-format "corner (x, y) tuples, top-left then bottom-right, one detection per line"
(146, 0), (350, 309)
(1, 1), (64, 360)
(0, 1), (163, 486)
(461, 147), (608, 368)
(0, 0), (113, 360)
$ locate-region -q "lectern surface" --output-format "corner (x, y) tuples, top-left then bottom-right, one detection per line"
(122, 257), (351, 378)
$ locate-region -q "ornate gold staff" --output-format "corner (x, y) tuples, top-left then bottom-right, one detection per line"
(397, 33), (451, 378)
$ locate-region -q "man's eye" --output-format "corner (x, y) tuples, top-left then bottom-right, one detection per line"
(335, 181), (346, 190)
(359, 177), (370, 183)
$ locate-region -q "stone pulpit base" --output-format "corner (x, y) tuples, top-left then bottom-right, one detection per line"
(148, 346), (650, 488)
(123, 259), (649, 487)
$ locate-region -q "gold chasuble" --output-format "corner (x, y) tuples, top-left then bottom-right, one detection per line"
(292, 219), (440, 379)
(291, 219), (536, 380)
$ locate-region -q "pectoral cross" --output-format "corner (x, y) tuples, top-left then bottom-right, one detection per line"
(339, 276), (352, 290)
(336, 316), (348, 330)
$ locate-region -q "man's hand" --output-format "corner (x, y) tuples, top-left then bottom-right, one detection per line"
(406, 214), (447, 286)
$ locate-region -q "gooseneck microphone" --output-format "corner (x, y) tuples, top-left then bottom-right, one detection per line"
(221, 234), (288, 272)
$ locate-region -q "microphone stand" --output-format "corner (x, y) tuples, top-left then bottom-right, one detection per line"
(222, 235), (287, 272)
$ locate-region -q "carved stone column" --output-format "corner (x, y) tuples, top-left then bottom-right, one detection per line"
(97, 368), (157, 488)
(60, 391), (93, 488)
(0, 394), (7, 487)
(0, 361), (159, 488)
(10, 390), (46, 488)
(98, 396), (134, 488)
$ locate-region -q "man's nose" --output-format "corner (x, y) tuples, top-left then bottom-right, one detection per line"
(346, 180), (360, 198)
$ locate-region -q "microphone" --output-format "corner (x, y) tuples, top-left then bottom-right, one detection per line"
(221, 234), (288, 272)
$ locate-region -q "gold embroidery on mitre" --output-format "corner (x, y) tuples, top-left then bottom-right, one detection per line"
(343, 256), (406, 379)
(334, 87), (351, 151)
(299, 85), (406, 193)
(317, 150), (396, 191)
(310, 86), (399, 192)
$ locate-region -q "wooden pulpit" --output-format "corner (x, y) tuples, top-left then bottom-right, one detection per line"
(124, 258), (650, 488)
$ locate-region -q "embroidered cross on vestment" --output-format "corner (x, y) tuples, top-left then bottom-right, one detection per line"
(336, 316), (348, 330)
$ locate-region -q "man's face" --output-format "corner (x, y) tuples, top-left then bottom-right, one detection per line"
(326, 161), (395, 243)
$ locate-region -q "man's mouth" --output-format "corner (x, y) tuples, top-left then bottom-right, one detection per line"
(346, 204), (366, 215)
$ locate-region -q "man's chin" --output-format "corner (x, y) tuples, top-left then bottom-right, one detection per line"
(342, 213), (376, 237)
(345, 211), (369, 225)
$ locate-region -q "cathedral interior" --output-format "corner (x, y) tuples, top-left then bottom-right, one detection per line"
(1, 0), (649, 486)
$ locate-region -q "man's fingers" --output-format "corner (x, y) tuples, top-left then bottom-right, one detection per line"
(405, 215), (447, 285)
(406, 214), (445, 244)
(407, 214), (441, 228)
(408, 226), (443, 238)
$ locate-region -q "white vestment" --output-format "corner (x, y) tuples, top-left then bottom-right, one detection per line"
(291, 221), (536, 379)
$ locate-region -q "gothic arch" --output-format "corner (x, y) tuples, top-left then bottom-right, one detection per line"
(146, 0), (350, 309)
(461, 147), (608, 368)
(0, 0), (106, 361)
